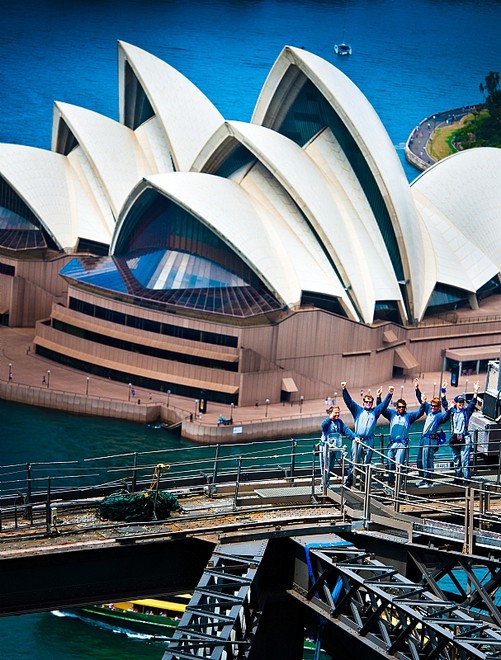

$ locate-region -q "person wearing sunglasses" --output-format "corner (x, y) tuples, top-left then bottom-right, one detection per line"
(376, 391), (426, 487)
(442, 382), (479, 482)
(414, 378), (451, 487)
(341, 381), (394, 488)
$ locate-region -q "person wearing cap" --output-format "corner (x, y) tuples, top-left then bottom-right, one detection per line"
(341, 382), (394, 488)
(414, 379), (451, 487)
(320, 406), (355, 488)
(376, 391), (426, 487)
(443, 382), (479, 482)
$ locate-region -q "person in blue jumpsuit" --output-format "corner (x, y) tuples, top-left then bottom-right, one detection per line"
(414, 379), (451, 487)
(443, 382), (479, 481)
(341, 382), (394, 488)
(320, 405), (355, 488)
(378, 394), (426, 487)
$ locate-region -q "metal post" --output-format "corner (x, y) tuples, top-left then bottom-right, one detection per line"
(299, 396), (304, 413)
(46, 370), (50, 388)
(363, 464), (371, 527)
(311, 447), (317, 502)
(153, 468), (161, 520)
(439, 349), (446, 395)
(25, 463), (32, 522)
(289, 439), (296, 482)
(45, 477), (52, 534)
(394, 467), (401, 513)
(463, 487), (475, 555)
(128, 383), (132, 401)
(210, 444), (220, 496)
(230, 402), (234, 423)
(86, 376), (89, 395)
(233, 456), (243, 510)
(167, 389), (171, 407)
(131, 452), (138, 493)
(265, 398), (270, 417)
(8, 363), (12, 382)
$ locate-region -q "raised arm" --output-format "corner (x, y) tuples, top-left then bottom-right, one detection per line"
(414, 378), (422, 404)
(375, 386), (394, 417)
(408, 401), (426, 424)
(341, 382), (360, 418)
(466, 381), (480, 414)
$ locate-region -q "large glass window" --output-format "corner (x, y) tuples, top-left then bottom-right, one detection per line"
(0, 176), (51, 250)
(63, 188), (283, 319)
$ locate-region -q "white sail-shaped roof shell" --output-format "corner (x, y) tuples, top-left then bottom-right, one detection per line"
(412, 148), (501, 278)
(193, 120), (403, 323)
(0, 143), (112, 251)
(252, 45), (436, 322)
(52, 102), (154, 221)
(113, 171), (353, 313)
(1, 42), (501, 323)
(118, 41), (224, 172)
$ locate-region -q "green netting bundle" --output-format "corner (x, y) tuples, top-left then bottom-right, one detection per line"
(154, 490), (183, 519)
(97, 488), (181, 522)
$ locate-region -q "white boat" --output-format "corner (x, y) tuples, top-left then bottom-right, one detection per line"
(334, 42), (352, 56)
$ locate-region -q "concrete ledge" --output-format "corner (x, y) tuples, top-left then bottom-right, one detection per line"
(0, 381), (165, 424)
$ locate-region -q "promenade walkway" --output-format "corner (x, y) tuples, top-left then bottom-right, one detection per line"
(0, 326), (477, 438)
(405, 104), (481, 172)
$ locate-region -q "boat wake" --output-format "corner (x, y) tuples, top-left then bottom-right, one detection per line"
(50, 610), (169, 641)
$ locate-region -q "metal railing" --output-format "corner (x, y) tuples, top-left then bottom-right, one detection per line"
(1, 432), (501, 549)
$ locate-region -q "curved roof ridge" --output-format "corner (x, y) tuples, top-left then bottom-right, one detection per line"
(0, 143), (111, 251)
(413, 188), (498, 292)
(412, 148), (501, 272)
(201, 120), (399, 322)
(304, 128), (405, 313)
(118, 41), (224, 172)
(113, 171), (353, 313)
(53, 101), (152, 220)
(252, 45), (435, 322)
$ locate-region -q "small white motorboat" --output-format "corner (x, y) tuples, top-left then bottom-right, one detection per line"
(334, 42), (352, 56)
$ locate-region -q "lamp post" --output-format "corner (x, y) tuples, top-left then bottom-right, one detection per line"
(465, 379), (469, 396)
(300, 395), (304, 413)
(265, 398), (270, 417)
(433, 382), (437, 398)
(400, 385), (404, 400)
(47, 370), (50, 388)
(334, 392), (337, 405)
(194, 399), (199, 417)
(8, 363), (12, 382)
(230, 402), (234, 423)
(167, 389), (171, 407)
(128, 383), (132, 401)
(86, 376), (90, 396)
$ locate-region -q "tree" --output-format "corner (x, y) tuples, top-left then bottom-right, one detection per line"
(479, 71), (501, 115)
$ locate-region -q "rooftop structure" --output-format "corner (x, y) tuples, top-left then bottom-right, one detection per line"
(1, 43), (501, 406)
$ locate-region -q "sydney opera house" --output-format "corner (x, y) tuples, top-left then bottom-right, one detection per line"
(1, 42), (501, 406)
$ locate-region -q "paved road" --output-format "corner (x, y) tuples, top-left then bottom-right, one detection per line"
(406, 104), (480, 171)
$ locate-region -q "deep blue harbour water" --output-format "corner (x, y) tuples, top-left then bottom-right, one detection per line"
(1, 0), (500, 656)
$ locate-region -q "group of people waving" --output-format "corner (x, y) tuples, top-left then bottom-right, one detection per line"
(320, 378), (480, 490)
